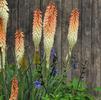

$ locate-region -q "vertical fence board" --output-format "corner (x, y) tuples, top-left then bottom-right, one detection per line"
(80, 0), (93, 89)
(54, 0), (62, 73)
(7, 0), (18, 64)
(98, 0), (101, 88)
(92, 0), (100, 95)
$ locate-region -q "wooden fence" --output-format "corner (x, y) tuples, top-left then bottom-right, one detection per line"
(7, 0), (101, 91)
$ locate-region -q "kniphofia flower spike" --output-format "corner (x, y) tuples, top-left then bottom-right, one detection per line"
(15, 30), (24, 69)
(0, 0), (9, 33)
(43, 2), (57, 69)
(32, 9), (42, 64)
(0, 0), (9, 69)
(9, 76), (18, 100)
(66, 8), (79, 61)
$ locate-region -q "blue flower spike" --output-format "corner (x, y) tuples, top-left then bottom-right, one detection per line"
(51, 48), (56, 60)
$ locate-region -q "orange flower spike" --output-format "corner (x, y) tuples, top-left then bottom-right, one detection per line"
(0, 0), (9, 69)
(15, 30), (24, 68)
(0, 0), (9, 33)
(68, 8), (79, 49)
(9, 76), (18, 100)
(66, 9), (79, 60)
(0, 18), (6, 51)
(32, 9), (42, 64)
(43, 3), (57, 69)
(32, 9), (42, 50)
(0, 18), (6, 69)
(43, 3), (57, 38)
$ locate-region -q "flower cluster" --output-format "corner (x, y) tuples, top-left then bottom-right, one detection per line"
(0, 0), (9, 33)
(9, 76), (18, 100)
(32, 3), (57, 68)
(43, 3), (57, 69)
(32, 9), (42, 51)
(15, 30), (24, 68)
(66, 9), (79, 61)
(0, 0), (9, 69)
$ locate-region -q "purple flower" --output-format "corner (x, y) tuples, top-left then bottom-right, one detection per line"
(34, 80), (42, 88)
(51, 48), (56, 61)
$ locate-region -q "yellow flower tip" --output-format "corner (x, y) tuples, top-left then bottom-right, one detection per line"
(43, 2), (57, 38)
(69, 8), (79, 33)
(0, 0), (9, 11)
(15, 30), (24, 68)
(9, 76), (18, 100)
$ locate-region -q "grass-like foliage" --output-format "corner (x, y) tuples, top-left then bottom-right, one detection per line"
(0, 56), (96, 100)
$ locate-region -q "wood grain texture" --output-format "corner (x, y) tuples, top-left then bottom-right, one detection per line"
(6, 0), (101, 92)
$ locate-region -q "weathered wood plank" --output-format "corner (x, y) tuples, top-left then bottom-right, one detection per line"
(81, 0), (93, 89)
(7, 0), (18, 64)
(54, 0), (62, 73)
(92, 0), (100, 95)
(98, 0), (101, 88)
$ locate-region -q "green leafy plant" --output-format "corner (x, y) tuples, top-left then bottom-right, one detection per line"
(0, 55), (96, 100)
(42, 77), (95, 100)
(94, 87), (101, 92)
